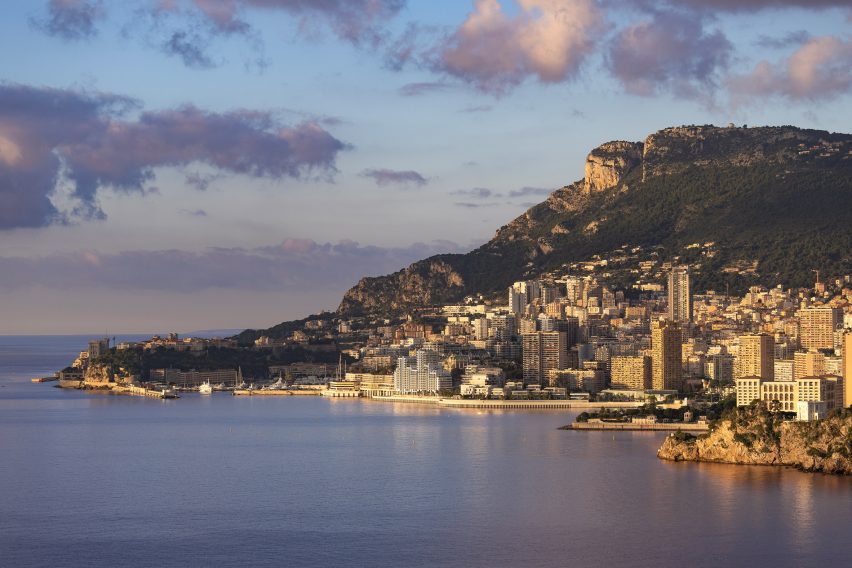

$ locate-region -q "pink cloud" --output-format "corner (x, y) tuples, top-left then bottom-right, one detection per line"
(0, 83), (347, 229)
(728, 35), (852, 102)
(607, 10), (732, 98)
(433, 0), (605, 94)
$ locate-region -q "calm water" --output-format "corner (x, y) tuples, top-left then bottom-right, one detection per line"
(0, 336), (849, 567)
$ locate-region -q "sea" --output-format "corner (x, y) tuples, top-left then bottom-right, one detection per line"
(0, 335), (849, 568)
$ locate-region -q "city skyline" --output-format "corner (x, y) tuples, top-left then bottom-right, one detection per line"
(2, 1), (852, 333)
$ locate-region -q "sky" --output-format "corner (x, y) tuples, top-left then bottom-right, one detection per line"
(1, 0), (851, 334)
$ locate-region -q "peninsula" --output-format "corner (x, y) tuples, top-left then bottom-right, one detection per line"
(658, 404), (852, 475)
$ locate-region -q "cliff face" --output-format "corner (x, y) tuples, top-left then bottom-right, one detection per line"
(84, 364), (113, 387)
(658, 408), (852, 475)
(338, 259), (466, 316)
(333, 124), (852, 317)
(584, 141), (643, 193)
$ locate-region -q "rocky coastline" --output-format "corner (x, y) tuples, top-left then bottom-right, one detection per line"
(657, 406), (852, 475)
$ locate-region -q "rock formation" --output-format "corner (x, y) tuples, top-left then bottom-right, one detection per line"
(583, 141), (643, 193)
(658, 406), (852, 475)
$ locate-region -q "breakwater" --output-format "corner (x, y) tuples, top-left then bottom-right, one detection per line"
(564, 422), (709, 432)
(369, 396), (645, 410)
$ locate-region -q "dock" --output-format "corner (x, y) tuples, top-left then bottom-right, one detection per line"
(31, 376), (58, 383)
(563, 422), (709, 432)
(369, 396), (646, 410)
(113, 385), (179, 399)
(233, 389), (322, 396)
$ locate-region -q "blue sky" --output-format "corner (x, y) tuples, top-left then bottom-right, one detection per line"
(1, 0), (851, 333)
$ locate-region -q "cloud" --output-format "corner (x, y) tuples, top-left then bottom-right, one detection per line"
(607, 9), (732, 98)
(507, 186), (551, 198)
(397, 0), (604, 94)
(454, 202), (498, 208)
(398, 82), (453, 97)
(36, 0), (406, 68)
(452, 187), (500, 199)
(181, 0), (406, 45)
(360, 168), (428, 187)
(183, 172), (222, 191)
(162, 30), (216, 68)
(675, 0), (851, 11)
(179, 208), (207, 217)
(755, 30), (811, 49)
(33, 0), (104, 40)
(0, 238), (470, 293)
(0, 83), (347, 230)
(728, 35), (852, 102)
(460, 105), (492, 113)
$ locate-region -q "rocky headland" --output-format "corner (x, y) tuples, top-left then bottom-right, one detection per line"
(657, 406), (852, 475)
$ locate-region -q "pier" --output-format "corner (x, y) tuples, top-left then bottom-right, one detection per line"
(233, 389), (322, 396)
(369, 396), (646, 410)
(113, 385), (179, 399)
(564, 422), (709, 432)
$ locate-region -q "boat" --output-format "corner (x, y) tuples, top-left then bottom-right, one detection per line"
(263, 377), (287, 390)
(199, 381), (213, 395)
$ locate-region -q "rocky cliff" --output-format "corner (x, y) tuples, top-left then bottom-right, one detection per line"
(658, 407), (852, 475)
(584, 141), (643, 193)
(338, 259), (466, 316)
(332, 124), (852, 317)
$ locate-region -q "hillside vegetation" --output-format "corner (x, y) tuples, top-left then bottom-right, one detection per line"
(338, 124), (852, 316)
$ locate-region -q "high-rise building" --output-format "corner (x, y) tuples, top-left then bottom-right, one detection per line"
(393, 349), (452, 394)
(738, 334), (774, 380)
(705, 353), (734, 383)
(651, 320), (682, 390)
(798, 307), (842, 351)
(508, 288), (524, 315)
(667, 267), (693, 322)
(794, 350), (826, 380)
(522, 332), (567, 385)
(611, 355), (651, 390)
(844, 333), (852, 409)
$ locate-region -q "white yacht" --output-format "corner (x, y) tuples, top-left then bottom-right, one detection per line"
(199, 381), (213, 395)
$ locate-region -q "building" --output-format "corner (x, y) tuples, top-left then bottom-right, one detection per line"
(737, 334), (774, 380)
(735, 375), (842, 414)
(667, 266), (693, 322)
(798, 307), (842, 351)
(522, 332), (567, 385)
(393, 349), (452, 394)
(774, 359), (794, 382)
(149, 368), (238, 387)
(87, 337), (111, 360)
(794, 351), (826, 380)
(346, 372), (394, 397)
(547, 368), (606, 394)
(705, 353), (734, 383)
(610, 355), (651, 390)
(845, 333), (852, 409)
(652, 320), (682, 391)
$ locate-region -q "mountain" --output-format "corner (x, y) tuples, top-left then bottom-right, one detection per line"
(338, 124), (852, 317)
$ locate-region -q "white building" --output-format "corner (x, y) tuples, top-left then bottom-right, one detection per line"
(393, 349), (452, 394)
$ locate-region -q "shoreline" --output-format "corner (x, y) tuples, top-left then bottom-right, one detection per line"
(561, 422), (709, 432)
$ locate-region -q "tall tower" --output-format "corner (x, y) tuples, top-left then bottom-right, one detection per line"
(843, 332), (852, 408)
(522, 332), (567, 386)
(652, 320), (682, 391)
(799, 307), (842, 351)
(667, 266), (693, 323)
(738, 334), (774, 380)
